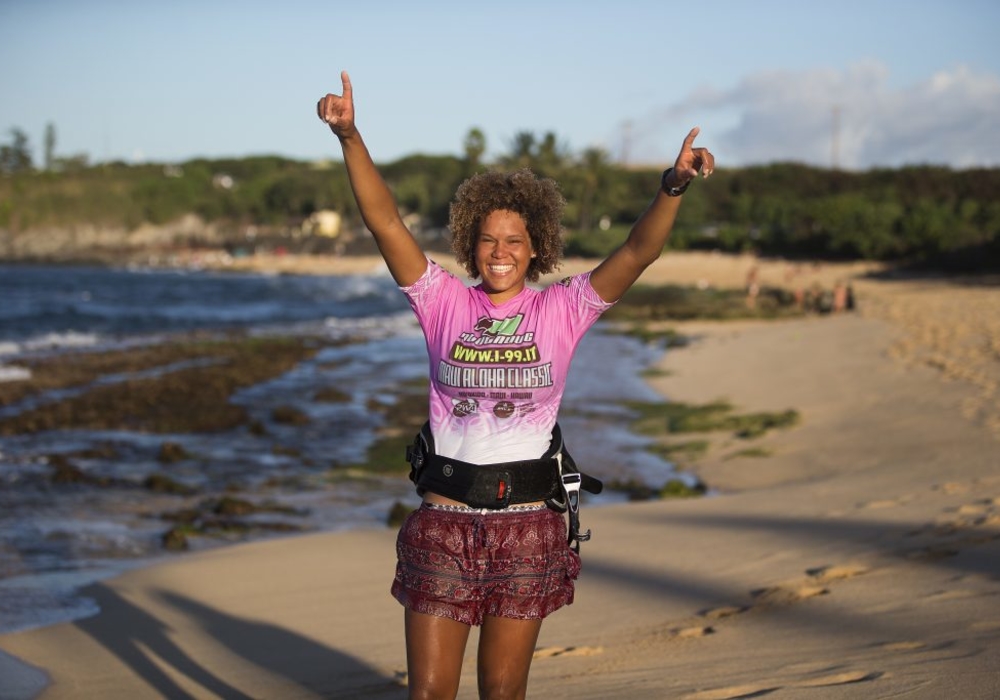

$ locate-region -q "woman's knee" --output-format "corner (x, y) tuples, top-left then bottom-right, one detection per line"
(407, 671), (462, 700)
(477, 671), (530, 700)
(476, 617), (539, 700)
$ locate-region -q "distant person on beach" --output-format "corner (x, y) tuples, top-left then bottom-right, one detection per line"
(745, 264), (760, 310)
(317, 71), (713, 700)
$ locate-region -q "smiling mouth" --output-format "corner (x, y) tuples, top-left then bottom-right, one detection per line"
(488, 264), (515, 274)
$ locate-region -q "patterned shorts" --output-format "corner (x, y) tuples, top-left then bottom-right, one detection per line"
(391, 503), (581, 626)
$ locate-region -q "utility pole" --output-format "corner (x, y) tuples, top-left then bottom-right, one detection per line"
(831, 105), (841, 171)
(620, 120), (632, 167)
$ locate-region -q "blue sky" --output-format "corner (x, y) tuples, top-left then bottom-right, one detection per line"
(2, 0), (998, 170)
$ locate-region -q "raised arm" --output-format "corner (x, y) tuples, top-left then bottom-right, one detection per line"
(589, 127), (714, 303)
(317, 71), (426, 286)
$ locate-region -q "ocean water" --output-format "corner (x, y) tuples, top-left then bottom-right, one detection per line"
(0, 263), (678, 635)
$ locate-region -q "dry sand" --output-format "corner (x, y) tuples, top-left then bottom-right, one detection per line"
(1, 252), (998, 699)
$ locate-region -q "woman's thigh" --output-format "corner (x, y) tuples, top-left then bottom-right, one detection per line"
(404, 608), (471, 699)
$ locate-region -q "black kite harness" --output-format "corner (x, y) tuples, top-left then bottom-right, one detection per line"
(406, 422), (602, 552)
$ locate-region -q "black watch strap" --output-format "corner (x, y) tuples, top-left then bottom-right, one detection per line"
(661, 167), (690, 197)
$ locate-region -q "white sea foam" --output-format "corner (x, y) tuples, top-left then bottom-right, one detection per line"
(0, 332), (102, 359)
(0, 364), (31, 382)
(23, 331), (100, 352)
(323, 310), (420, 339)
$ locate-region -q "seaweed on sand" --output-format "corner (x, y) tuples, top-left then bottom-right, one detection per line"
(625, 399), (799, 439)
(0, 335), (325, 435)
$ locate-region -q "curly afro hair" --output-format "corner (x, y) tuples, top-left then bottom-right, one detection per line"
(448, 168), (565, 283)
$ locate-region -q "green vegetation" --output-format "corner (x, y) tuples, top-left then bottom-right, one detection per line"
(159, 497), (309, 551)
(648, 439), (711, 461)
(605, 476), (707, 501)
(625, 399), (800, 440)
(613, 324), (691, 346)
(313, 386), (351, 402)
(2, 126), (998, 269)
(387, 500), (415, 528)
(0, 335), (323, 435)
(724, 447), (774, 460)
(143, 473), (198, 495)
(607, 284), (800, 322)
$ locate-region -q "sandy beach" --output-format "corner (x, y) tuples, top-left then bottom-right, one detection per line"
(1, 252), (998, 699)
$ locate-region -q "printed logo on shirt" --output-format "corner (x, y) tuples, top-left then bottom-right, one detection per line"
(474, 314), (524, 336)
(461, 315), (533, 345)
(493, 400), (515, 418)
(451, 314), (539, 364)
(437, 363), (553, 390)
(437, 313), (553, 417)
(452, 397), (479, 417)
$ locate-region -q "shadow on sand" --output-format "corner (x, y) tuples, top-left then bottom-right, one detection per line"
(73, 584), (405, 699)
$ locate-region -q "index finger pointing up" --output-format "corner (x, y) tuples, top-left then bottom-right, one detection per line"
(341, 70), (352, 99)
(682, 126), (700, 148)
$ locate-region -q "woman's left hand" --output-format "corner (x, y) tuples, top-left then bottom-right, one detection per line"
(671, 127), (715, 186)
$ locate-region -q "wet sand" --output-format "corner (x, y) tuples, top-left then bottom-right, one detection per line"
(1, 252), (997, 699)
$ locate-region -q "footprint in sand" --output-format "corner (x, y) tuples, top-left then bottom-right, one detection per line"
(662, 563), (866, 658)
(805, 563), (868, 582)
(744, 563), (872, 609)
(903, 496), (1000, 554)
(665, 625), (715, 640)
(953, 502), (991, 516)
(934, 482), (970, 495)
(751, 584), (829, 606)
(927, 519), (967, 536)
(923, 589), (982, 603)
(698, 605), (747, 621)
(860, 498), (905, 509)
(683, 683), (781, 700)
(684, 670), (883, 699)
(877, 640), (928, 651)
(790, 670), (884, 687)
(970, 620), (1000, 632)
(532, 645), (603, 659)
(904, 545), (960, 561)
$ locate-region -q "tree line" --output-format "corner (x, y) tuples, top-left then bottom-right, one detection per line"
(2, 126), (998, 269)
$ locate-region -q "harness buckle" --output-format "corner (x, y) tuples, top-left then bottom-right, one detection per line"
(558, 454), (592, 550)
(561, 472), (583, 515)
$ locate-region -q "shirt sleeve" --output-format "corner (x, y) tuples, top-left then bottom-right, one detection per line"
(550, 271), (616, 332)
(399, 258), (465, 337)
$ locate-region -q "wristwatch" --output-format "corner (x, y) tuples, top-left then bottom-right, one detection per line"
(661, 167), (690, 197)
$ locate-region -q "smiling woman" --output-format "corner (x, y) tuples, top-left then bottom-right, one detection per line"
(317, 69), (713, 699)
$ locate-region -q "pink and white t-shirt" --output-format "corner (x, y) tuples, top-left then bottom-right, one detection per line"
(401, 259), (614, 465)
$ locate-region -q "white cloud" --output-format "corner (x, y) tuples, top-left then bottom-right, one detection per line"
(644, 62), (1000, 170)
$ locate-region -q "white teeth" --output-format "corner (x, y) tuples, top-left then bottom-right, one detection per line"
(489, 264), (514, 273)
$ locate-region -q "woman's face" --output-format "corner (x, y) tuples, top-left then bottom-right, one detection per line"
(475, 209), (535, 304)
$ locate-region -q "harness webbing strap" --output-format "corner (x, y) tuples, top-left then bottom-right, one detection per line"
(405, 422), (602, 550)
(414, 453), (562, 509)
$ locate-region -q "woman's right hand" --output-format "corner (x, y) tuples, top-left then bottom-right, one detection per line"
(317, 71), (356, 139)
